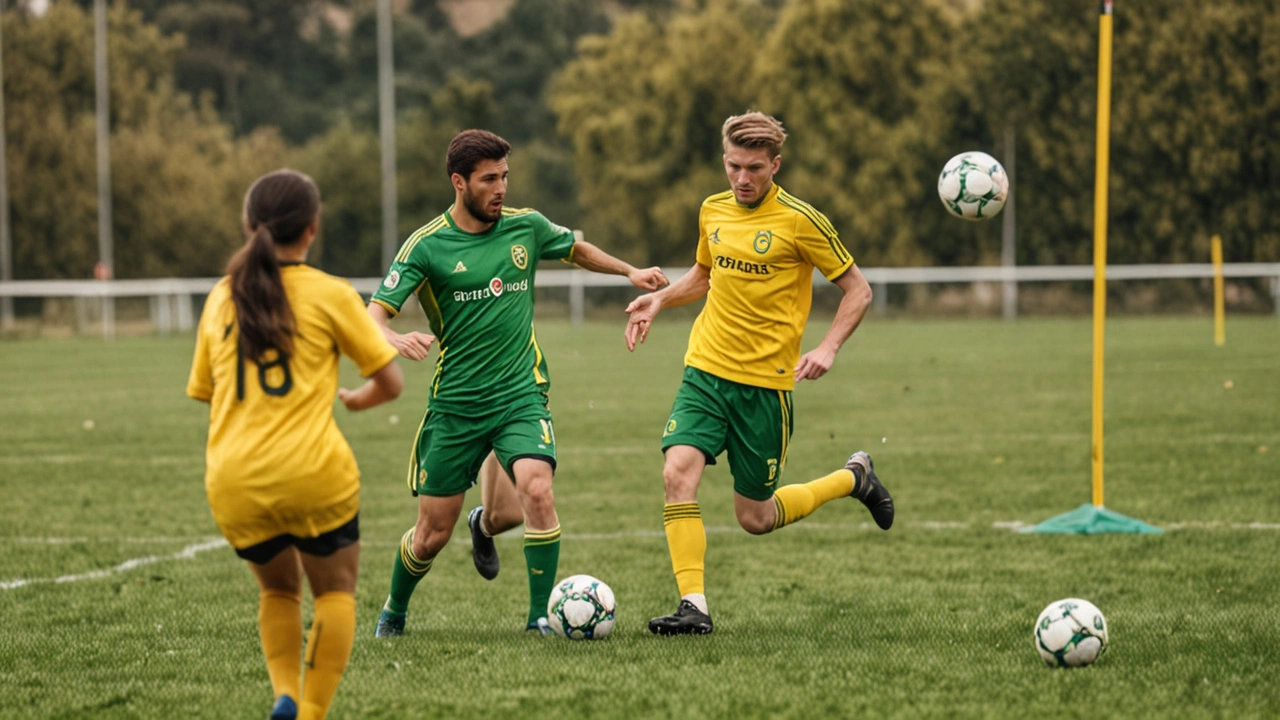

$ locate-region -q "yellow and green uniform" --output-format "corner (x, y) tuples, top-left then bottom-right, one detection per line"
(663, 183), (854, 494)
(187, 264), (397, 549)
(373, 206), (573, 627)
(686, 183), (854, 390)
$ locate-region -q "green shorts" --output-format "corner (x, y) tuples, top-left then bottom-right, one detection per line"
(407, 395), (557, 497)
(660, 366), (793, 501)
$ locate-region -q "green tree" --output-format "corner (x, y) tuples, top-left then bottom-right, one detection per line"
(551, 1), (772, 265)
(3, 3), (285, 280)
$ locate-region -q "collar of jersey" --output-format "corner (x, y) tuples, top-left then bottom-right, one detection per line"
(736, 182), (780, 211)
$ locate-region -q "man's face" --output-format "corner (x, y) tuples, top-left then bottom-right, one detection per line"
(458, 157), (509, 224)
(723, 145), (780, 206)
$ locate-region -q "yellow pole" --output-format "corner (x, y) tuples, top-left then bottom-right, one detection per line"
(1090, 1), (1114, 509)
(1212, 235), (1225, 346)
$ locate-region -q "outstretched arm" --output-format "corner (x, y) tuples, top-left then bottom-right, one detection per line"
(368, 302), (436, 362)
(624, 263), (712, 351)
(570, 239), (669, 291)
(794, 264), (873, 381)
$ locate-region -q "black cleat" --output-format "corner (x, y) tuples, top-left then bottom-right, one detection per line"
(648, 599), (714, 636)
(468, 506), (499, 580)
(847, 451), (894, 530)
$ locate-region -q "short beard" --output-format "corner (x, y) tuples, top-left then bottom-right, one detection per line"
(462, 188), (500, 224)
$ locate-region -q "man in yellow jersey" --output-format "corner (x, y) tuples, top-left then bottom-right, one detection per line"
(624, 111), (894, 635)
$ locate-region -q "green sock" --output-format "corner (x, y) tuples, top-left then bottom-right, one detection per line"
(523, 525), (561, 624)
(385, 528), (432, 616)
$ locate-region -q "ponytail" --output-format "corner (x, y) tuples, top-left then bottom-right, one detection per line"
(228, 169), (319, 362)
(227, 223), (295, 361)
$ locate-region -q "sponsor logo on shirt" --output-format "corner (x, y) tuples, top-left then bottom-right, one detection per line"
(452, 278), (530, 303)
(709, 228), (721, 244)
(714, 255), (771, 275)
(383, 270), (401, 289)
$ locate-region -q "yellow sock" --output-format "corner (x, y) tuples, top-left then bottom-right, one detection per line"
(299, 592), (356, 720)
(663, 502), (706, 597)
(772, 469), (855, 529)
(258, 590), (302, 702)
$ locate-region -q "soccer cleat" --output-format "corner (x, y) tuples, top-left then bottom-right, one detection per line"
(468, 506), (499, 580)
(526, 617), (553, 636)
(847, 451), (894, 530)
(269, 694), (297, 720)
(374, 609), (405, 638)
(648, 599), (714, 636)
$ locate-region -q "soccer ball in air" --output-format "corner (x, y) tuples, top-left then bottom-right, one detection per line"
(937, 151), (1009, 221)
(547, 574), (616, 640)
(1034, 598), (1109, 667)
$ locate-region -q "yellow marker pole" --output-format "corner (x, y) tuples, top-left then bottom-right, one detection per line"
(1090, 1), (1114, 509)
(1212, 235), (1225, 346)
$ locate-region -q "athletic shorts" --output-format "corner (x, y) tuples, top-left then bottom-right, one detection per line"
(234, 513), (360, 565)
(408, 394), (557, 497)
(661, 366), (793, 501)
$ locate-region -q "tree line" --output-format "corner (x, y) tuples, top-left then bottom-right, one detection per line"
(3, 0), (1276, 282)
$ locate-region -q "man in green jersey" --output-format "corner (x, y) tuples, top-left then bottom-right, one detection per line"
(624, 112), (895, 636)
(371, 129), (668, 637)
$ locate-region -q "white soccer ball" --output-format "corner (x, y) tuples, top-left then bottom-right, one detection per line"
(1034, 598), (1109, 667)
(547, 574), (616, 640)
(937, 151), (1009, 221)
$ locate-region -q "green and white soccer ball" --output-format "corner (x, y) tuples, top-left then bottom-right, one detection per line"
(1034, 598), (1109, 667)
(547, 574), (616, 640)
(938, 151), (1009, 221)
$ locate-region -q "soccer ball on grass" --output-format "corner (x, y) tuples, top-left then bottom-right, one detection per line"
(1034, 598), (1109, 667)
(547, 574), (616, 640)
(937, 151), (1009, 221)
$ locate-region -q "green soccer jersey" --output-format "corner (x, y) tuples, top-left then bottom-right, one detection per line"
(371, 206), (576, 414)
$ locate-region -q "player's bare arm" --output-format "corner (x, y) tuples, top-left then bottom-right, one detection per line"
(794, 264), (873, 382)
(337, 358), (404, 411)
(624, 263), (712, 352)
(368, 302), (436, 362)
(570, 239), (669, 291)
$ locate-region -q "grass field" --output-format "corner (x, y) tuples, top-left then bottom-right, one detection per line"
(1, 315), (1277, 719)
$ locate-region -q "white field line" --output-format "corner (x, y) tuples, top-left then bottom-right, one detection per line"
(4, 520), (1278, 591)
(0, 538), (227, 590)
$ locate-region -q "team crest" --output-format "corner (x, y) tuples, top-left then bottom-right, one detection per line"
(753, 230), (773, 254)
(511, 245), (529, 270)
(490, 277), (505, 296)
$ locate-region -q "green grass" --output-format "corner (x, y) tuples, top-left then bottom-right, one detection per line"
(1, 315), (1277, 719)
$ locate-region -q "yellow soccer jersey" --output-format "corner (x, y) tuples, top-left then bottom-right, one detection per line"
(686, 183), (854, 391)
(187, 264), (397, 547)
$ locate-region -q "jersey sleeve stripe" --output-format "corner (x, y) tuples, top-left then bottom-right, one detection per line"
(395, 216), (448, 263)
(777, 194), (852, 263)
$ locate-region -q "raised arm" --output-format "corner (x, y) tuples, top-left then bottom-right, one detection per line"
(794, 264), (873, 382)
(570, 239), (669, 291)
(623, 263), (712, 351)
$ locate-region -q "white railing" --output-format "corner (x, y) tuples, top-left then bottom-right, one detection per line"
(1, 263), (1277, 338)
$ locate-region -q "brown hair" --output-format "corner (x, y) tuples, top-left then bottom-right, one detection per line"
(722, 112), (788, 158)
(227, 169), (320, 362)
(446, 129), (511, 180)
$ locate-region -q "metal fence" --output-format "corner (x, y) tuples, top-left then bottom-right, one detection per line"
(1, 263), (1277, 339)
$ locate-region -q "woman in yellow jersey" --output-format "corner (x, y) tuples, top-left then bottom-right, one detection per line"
(187, 169), (402, 720)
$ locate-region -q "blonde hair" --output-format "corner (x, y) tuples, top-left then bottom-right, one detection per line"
(722, 112), (787, 158)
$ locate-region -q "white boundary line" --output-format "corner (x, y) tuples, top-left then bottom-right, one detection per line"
(4, 520), (1277, 591)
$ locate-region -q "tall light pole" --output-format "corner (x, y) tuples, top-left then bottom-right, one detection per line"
(377, 0), (397, 272)
(94, 0), (114, 339)
(0, 3), (13, 331)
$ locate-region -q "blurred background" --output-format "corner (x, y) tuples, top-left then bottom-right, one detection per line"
(0, 0), (1277, 333)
